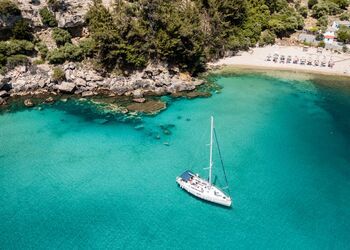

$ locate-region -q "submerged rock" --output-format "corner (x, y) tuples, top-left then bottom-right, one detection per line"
(93, 118), (109, 125)
(126, 100), (166, 114)
(45, 97), (55, 103)
(134, 124), (144, 130)
(24, 99), (34, 107)
(132, 98), (146, 103)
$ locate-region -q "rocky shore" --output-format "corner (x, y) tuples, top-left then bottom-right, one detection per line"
(0, 62), (205, 113)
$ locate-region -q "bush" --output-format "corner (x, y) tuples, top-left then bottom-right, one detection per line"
(36, 42), (48, 59)
(47, 43), (85, 64)
(51, 28), (71, 46)
(62, 43), (83, 61)
(47, 0), (62, 11)
(0, 0), (21, 16)
(337, 25), (350, 43)
(318, 40), (326, 48)
(39, 7), (57, 27)
(298, 6), (308, 18)
(317, 15), (328, 27)
(312, 3), (329, 18)
(331, 0), (350, 9)
(0, 40), (34, 56)
(308, 0), (318, 9)
(0, 53), (6, 66)
(342, 45), (348, 53)
(52, 67), (65, 82)
(327, 1), (341, 15)
(33, 59), (45, 64)
(47, 49), (65, 64)
(12, 19), (33, 41)
(259, 30), (276, 46)
(79, 38), (96, 58)
(340, 12), (350, 21)
(6, 54), (29, 69)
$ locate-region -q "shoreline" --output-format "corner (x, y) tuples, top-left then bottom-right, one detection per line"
(208, 45), (350, 79)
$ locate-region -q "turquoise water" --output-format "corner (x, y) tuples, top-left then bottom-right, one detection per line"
(1, 73), (350, 249)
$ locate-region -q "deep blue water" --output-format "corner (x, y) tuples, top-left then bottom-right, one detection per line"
(1, 73), (350, 249)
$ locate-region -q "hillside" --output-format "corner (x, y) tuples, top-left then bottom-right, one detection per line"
(0, 0), (349, 107)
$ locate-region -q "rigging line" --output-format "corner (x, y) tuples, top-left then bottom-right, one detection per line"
(213, 127), (230, 195)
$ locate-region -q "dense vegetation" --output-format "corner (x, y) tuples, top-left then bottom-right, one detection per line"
(84, 0), (306, 73)
(0, 0), (349, 75)
(309, 0), (350, 31)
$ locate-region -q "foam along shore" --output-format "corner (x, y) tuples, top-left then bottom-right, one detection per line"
(209, 45), (350, 77)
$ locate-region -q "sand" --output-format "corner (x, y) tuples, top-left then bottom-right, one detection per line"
(209, 45), (350, 78)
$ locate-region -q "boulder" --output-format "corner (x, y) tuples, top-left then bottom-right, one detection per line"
(58, 81), (76, 93)
(0, 97), (6, 105)
(45, 97), (55, 103)
(81, 91), (94, 97)
(75, 77), (87, 87)
(38, 79), (46, 88)
(65, 69), (75, 81)
(132, 98), (146, 103)
(132, 89), (144, 98)
(0, 90), (7, 98)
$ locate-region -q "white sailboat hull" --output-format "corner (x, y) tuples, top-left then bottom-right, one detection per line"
(176, 175), (232, 207)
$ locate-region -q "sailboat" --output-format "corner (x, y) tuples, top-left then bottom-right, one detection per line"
(176, 116), (232, 207)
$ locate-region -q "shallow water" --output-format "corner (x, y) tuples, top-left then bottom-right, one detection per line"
(1, 73), (350, 249)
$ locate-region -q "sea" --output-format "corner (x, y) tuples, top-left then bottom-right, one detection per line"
(0, 71), (349, 249)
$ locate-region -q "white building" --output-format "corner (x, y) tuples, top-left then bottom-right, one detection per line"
(324, 31), (336, 44)
(332, 21), (350, 30)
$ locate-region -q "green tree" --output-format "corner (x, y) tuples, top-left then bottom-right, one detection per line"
(337, 25), (350, 43)
(52, 28), (72, 46)
(0, 0), (21, 16)
(308, 0), (318, 9)
(39, 7), (57, 27)
(12, 19), (33, 41)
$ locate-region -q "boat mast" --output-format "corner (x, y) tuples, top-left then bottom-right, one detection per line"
(209, 116), (214, 185)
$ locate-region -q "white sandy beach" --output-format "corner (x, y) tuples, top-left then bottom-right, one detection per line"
(210, 45), (350, 77)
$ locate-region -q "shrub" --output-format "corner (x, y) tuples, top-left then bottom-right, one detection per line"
(312, 3), (329, 18)
(318, 40), (326, 48)
(33, 59), (45, 64)
(340, 12), (350, 21)
(0, 0), (21, 16)
(36, 42), (48, 59)
(39, 7), (57, 27)
(0, 40), (34, 56)
(317, 15), (328, 27)
(12, 19), (33, 41)
(79, 38), (96, 58)
(326, 2), (341, 15)
(52, 66), (65, 82)
(308, 0), (318, 9)
(47, 43), (84, 64)
(0, 53), (6, 66)
(47, 49), (65, 64)
(337, 25), (350, 43)
(6, 54), (29, 69)
(62, 43), (83, 61)
(51, 27), (71, 46)
(298, 6), (308, 18)
(259, 30), (276, 46)
(342, 45), (348, 53)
